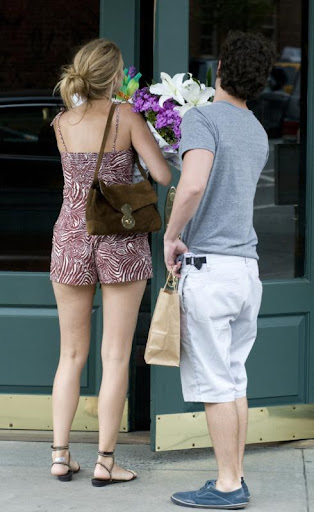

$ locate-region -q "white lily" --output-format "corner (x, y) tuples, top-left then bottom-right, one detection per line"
(150, 72), (193, 107)
(175, 82), (215, 117)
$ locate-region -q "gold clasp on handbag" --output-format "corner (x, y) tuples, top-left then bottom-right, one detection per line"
(121, 204), (135, 230)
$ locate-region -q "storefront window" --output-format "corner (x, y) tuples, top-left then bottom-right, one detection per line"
(0, 0), (100, 271)
(190, 0), (307, 279)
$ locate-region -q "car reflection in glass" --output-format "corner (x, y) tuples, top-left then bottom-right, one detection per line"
(190, 47), (301, 143)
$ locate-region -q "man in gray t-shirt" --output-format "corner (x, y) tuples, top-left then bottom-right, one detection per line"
(180, 101), (269, 259)
(164, 31), (275, 510)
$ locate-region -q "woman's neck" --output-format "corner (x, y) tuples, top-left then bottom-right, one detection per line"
(87, 96), (113, 112)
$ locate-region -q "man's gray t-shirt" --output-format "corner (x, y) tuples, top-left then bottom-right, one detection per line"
(179, 101), (269, 260)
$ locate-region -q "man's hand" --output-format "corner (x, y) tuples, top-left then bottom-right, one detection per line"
(164, 238), (188, 277)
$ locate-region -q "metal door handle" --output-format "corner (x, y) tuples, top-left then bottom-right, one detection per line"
(165, 186), (176, 227)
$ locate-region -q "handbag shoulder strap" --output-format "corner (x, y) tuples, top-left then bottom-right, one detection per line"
(134, 152), (148, 181)
(93, 102), (117, 183)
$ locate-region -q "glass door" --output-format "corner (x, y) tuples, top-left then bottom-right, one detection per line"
(190, 0), (307, 280)
(0, 0), (155, 433)
(150, 0), (314, 451)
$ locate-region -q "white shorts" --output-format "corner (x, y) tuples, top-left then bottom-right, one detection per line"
(179, 254), (263, 403)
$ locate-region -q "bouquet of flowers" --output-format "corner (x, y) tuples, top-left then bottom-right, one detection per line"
(132, 72), (215, 170)
(114, 69), (215, 179)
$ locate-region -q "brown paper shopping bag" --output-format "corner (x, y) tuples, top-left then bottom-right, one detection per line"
(144, 272), (180, 366)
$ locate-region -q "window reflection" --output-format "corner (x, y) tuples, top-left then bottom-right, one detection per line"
(0, 0), (100, 272)
(189, 0), (307, 279)
(0, 101), (63, 271)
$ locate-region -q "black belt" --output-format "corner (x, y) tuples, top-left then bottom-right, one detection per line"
(185, 256), (206, 270)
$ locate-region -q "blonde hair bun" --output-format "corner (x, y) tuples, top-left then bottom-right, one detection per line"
(54, 39), (123, 109)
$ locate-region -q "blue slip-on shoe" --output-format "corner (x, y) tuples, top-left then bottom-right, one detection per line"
(171, 481), (248, 509)
(241, 478), (250, 501)
(202, 479), (250, 502)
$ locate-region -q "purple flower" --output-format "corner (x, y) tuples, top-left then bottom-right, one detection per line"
(133, 88), (151, 112)
(132, 86), (182, 148)
(128, 66), (137, 78)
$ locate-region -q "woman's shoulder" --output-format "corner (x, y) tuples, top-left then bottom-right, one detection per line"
(118, 101), (146, 128)
(118, 102), (144, 131)
(119, 101), (143, 118)
(117, 101), (132, 108)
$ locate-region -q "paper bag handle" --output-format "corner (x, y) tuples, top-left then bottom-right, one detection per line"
(164, 271), (178, 291)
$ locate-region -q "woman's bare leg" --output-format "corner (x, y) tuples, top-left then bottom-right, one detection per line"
(51, 282), (95, 476)
(94, 280), (146, 481)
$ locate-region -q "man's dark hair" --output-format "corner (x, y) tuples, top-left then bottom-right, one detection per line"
(218, 31), (276, 100)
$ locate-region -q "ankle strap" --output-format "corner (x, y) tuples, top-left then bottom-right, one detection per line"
(51, 445), (69, 451)
(98, 450), (114, 457)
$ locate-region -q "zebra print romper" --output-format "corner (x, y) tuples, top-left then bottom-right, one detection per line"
(50, 104), (153, 285)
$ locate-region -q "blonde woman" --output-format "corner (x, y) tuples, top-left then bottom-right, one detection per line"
(50, 39), (171, 485)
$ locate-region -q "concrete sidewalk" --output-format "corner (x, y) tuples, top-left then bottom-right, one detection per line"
(0, 440), (313, 512)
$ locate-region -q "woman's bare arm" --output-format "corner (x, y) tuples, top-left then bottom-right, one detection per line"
(123, 104), (172, 186)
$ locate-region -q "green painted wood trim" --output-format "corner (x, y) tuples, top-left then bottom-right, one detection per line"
(0, 272), (103, 306)
(151, 0), (189, 450)
(0, 272), (54, 305)
(94, 0), (143, 406)
(99, 0), (140, 69)
(153, 0), (189, 79)
(0, 270), (103, 395)
(259, 280), (314, 315)
(307, 0), (314, 402)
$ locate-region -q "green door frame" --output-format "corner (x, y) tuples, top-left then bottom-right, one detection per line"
(99, 0), (140, 69)
(308, 0), (314, 401)
(150, 0), (314, 451)
(150, 0), (189, 449)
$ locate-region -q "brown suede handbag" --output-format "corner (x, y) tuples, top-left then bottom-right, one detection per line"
(86, 102), (162, 236)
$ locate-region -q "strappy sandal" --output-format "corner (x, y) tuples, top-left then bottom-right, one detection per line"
(91, 450), (137, 487)
(51, 444), (80, 482)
